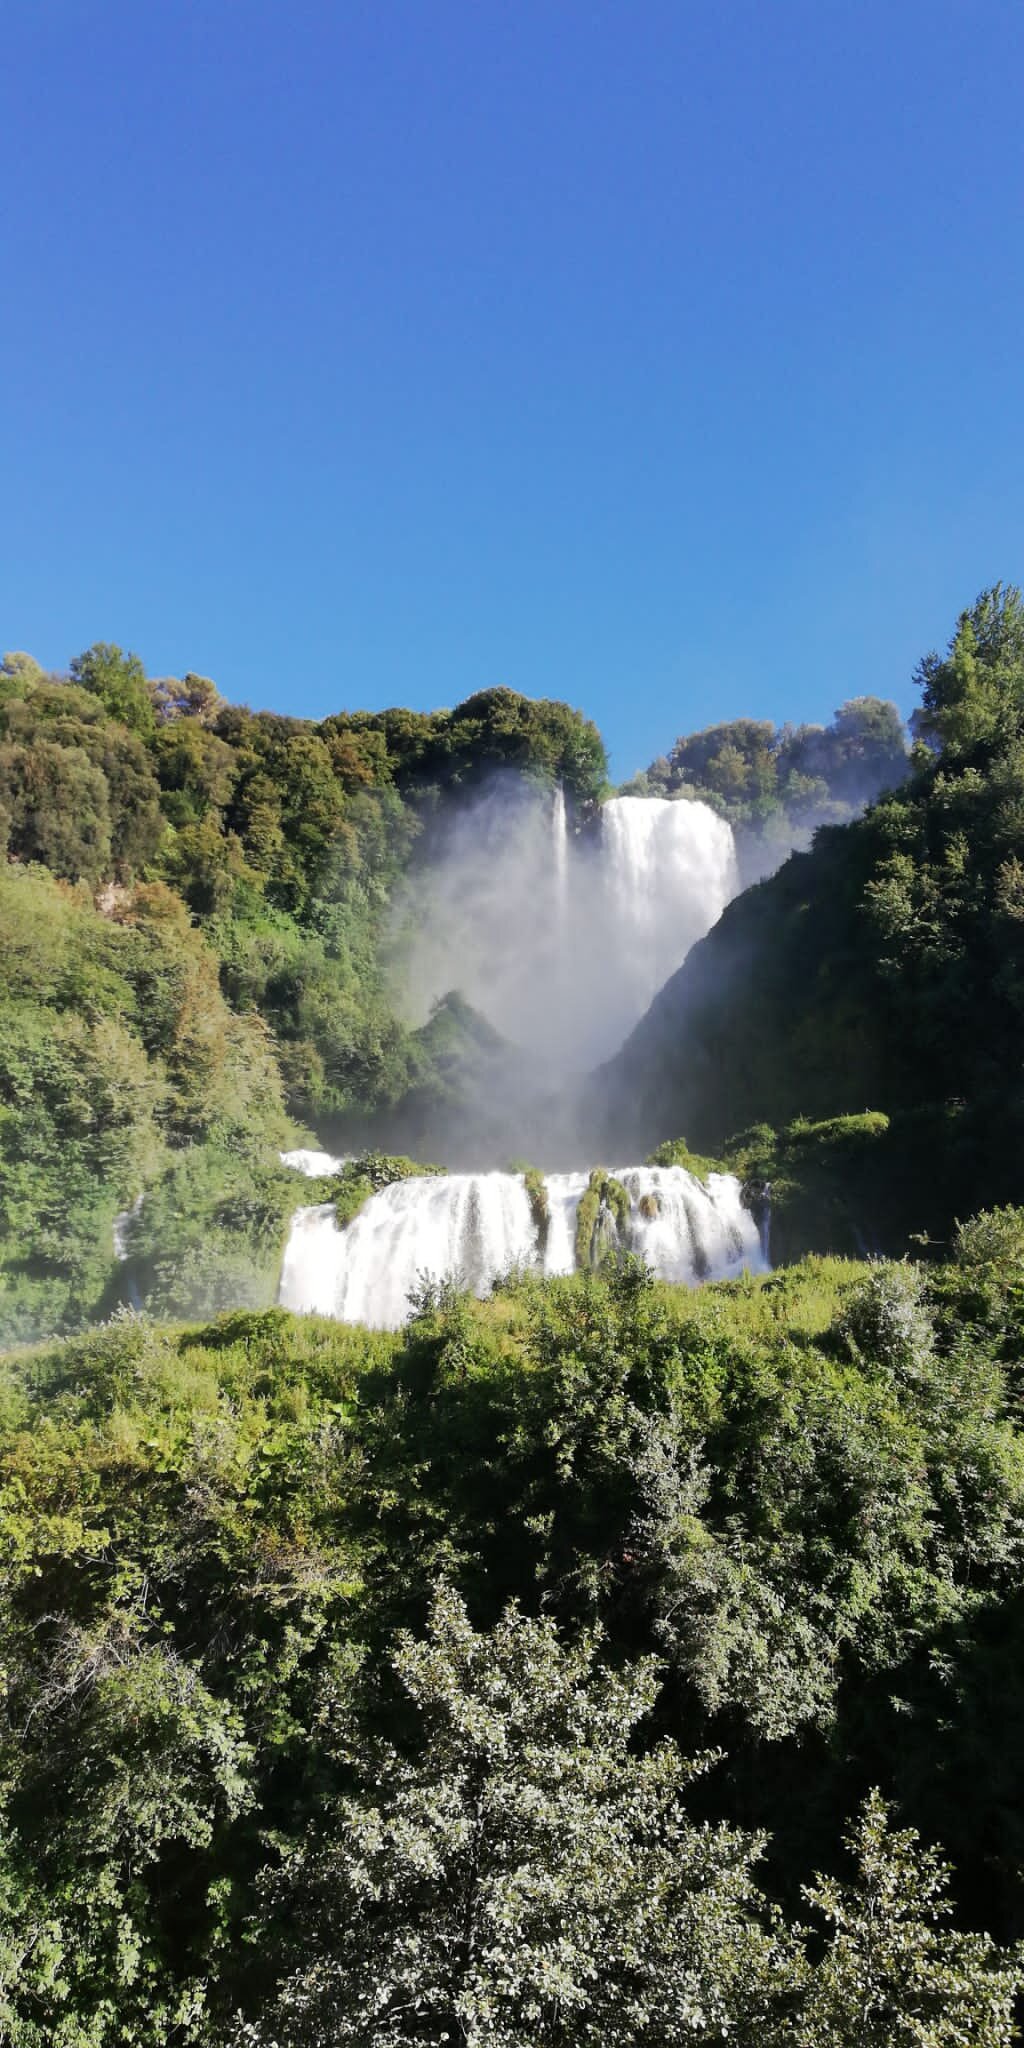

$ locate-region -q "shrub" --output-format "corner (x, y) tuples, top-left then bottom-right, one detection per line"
(836, 1261), (935, 1381)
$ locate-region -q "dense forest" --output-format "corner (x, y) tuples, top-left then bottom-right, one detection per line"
(4, 592), (1024, 2038)
(2, 1247), (1024, 2041)
(0, 650), (606, 1337)
(0, 630), (913, 1338)
(605, 585), (1024, 1252)
(623, 693), (910, 880)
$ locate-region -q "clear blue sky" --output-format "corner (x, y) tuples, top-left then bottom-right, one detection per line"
(2, 0), (1022, 781)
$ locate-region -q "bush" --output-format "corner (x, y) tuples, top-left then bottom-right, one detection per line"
(954, 1205), (1024, 1277)
(836, 1261), (935, 1381)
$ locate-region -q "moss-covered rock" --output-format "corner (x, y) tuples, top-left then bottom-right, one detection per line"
(644, 1136), (724, 1183)
(574, 1168), (631, 1271)
(504, 1161), (552, 1258)
(523, 1167), (550, 1256)
(327, 1153), (445, 1228)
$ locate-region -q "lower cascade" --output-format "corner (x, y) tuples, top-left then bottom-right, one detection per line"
(279, 1165), (766, 1330)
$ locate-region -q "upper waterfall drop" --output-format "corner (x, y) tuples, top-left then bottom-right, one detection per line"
(596, 796), (738, 1055)
(551, 782), (569, 931)
(279, 1164), (766, 1330)
(395, 782), (741, 1069)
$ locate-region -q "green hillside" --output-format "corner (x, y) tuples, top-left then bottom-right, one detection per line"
(0, 649), (603, 1337)
(4, 604), (1024, 2038)
(0, 1248), (1021, 2040)
(602, 586), (1024, 1253)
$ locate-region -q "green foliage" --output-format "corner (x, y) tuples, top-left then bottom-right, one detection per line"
(125, 1142), (299, 1319)
(837, 1261), (935, 1382)
(796, 1791), (1023, 2045)
(626, 697), (909, 865)
(507, 1161), (552, 1234)
(69, 640), (156, 738)
(325, 685), (608, 813)
(714, 1114), (893, 1263)
(0, 862), (293, 1339)
(243, 1586), (787, 2046)
(913, 583), (1024, 758)
(0, 646), (608, 1126)
(0, 1308), (389, 2043)
(0, 649), (46, 695)
(7, 598), (1024, 2035)
(152, 669), (223, 724)
(645, 1134), (722, 1181)
(0, 680), (165, 879)
(0, 1245), (1017, 2035)
(322, 1152), (445, 1229)
(574, 1168), (631, 1269)
(607, 590), (1024, 1251)
(0, 736), (113, 880)
(521, 1163), (551, 1251)
(954, 1203), (1024, 1277)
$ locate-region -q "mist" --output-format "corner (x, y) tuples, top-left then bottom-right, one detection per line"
(389, 773), (739, 1073)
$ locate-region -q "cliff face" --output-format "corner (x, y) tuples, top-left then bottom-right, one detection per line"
(596, 714), (1024, 1255)
(596, 820), (888, 1159)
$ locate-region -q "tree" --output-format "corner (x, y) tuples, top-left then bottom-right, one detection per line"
(796, 1791), (1023, 2046)
(0, 650), (46, 695)
(151, 670), (223, 723)
(837, 1261), (935, 1382)
(668, 720), (778, 809)
(0, 683), (164, 878)
(244, 1587), (789, 2046)
(912, 585), (1024, 758)
(0, 738), (113, 880)
(782, 699), (907, 807)
(0, 1633), (252, 2046)
(69, 642), (155, 739)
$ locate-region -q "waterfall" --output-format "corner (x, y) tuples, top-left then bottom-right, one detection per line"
(112, 1193), (143, 1261)
(552, 783), (569, 934)
(396, 785), (739, 1068)
(550, 783), (572, 1030)
(278, 1165), (766, 1330)
(280, 1148), (349, 1176)
(596, 797), (738, 1049)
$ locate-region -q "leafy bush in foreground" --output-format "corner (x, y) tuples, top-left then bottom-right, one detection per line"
(0, 1246), (1020, 2036)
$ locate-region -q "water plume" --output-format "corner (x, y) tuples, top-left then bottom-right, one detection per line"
(392, 778), (738, 1070)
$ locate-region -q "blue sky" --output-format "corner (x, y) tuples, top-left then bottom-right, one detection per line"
(2, 1), (1022, 781)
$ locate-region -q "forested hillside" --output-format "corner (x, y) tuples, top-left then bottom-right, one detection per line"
(605, 586), (1024, 1250)
(622, 692), (909, 878)
(4, 591), (1022, 1335)
(0, 647), (604, 1338)
(5, 601), (1024, 2039)
(0, 1248), (1022, 2041)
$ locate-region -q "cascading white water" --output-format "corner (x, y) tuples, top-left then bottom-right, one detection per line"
(396, 785), (739, 1067)
(552, 783), (569, 935)
(278, 1164), (766, 1330)
(112, 1193), (143, 1261)
(280, 1148), (349, 1176)
(596, 797), (738, 1050)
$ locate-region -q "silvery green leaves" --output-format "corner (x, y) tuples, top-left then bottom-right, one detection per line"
(243, 1587), (789, 2046)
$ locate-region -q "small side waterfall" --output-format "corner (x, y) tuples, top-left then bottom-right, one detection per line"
(279, 1164), (766, 1330)
(280, 1148), (350, 1176)
(551, 783), (569, 936)
(112, 1194), (143, 1261)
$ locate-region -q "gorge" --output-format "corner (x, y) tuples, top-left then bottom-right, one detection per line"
(278, 786), (760, 1328)
(6, 610), (1024, 2039)
(397, 784), (740, 1067)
